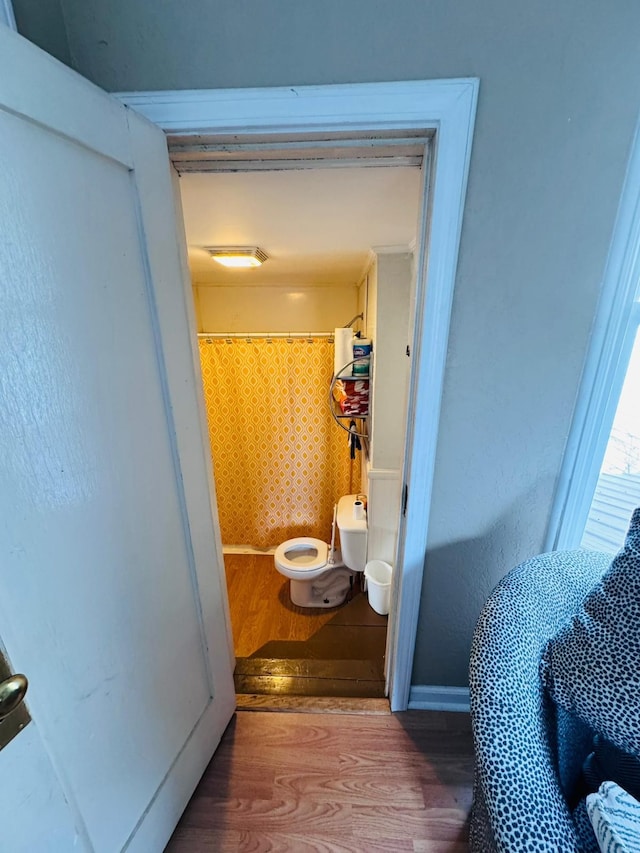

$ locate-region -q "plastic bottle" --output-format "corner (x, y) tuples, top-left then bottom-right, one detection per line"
(352, 338), (372, 375)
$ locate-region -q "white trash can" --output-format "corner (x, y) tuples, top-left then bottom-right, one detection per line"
(364, 560), (392, 615)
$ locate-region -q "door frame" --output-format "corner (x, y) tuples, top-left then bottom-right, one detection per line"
(116, 79), (479, 711)
(0, 0), (16, 29)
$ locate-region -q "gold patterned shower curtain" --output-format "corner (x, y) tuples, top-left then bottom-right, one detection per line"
(199, 337), (360, 549)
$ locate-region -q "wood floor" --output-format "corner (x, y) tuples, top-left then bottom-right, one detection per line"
(166, 709), (474, 852)
(224, 554), (363, 656)
(225, 555), (387, 700)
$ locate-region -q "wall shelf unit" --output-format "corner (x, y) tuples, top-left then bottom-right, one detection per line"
(329, 358), (371, 441)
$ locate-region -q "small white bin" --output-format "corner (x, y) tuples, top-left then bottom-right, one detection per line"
(364, 560), (392, 615)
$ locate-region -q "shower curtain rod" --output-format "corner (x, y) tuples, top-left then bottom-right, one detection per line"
(197, 332), (333, 339)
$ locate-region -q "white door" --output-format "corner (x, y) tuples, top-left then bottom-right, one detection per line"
(0, 25), (235, 852)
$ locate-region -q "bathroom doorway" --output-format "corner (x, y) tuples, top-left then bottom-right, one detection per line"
(128, 78), (479, 709)
(177, 153), (425, 704)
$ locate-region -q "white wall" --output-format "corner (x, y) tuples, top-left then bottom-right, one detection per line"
(362, 255), (376, 343)
(367, 467), (402, 566)
(362, 252), (412, 565)
(193, 283), (358, 334)
(17, 0), (640, 688)
(369, 253), (412, 471)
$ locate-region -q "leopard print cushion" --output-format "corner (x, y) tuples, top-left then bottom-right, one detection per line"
(542, 508), (640, 757)
(470, 549), (610, 852)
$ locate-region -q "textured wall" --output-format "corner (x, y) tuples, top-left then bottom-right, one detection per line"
(14, 0), (640, 687)
(193, 284), (358, 335)
(11, 0), (71, 65)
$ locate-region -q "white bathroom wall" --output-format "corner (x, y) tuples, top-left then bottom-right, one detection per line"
(363, 251), (414, 563)
(193, 283), (359, 334)
(362, 255), (377, 342)
(367, 466), (403, 564)
(369, 252), (412, 470)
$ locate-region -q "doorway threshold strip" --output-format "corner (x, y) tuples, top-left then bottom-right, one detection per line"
(236, 694), (390, 715)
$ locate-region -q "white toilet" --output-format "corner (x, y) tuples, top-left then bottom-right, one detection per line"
(274, 494), (367, 608)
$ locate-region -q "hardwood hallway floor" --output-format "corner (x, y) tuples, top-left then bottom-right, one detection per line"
(165, 709), (474, 852)
(225, 554), (387, 700)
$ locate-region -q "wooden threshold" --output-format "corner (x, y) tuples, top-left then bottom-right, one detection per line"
(235, 693), (391, 714)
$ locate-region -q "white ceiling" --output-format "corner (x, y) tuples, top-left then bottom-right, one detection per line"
(179, 167), (422, 287)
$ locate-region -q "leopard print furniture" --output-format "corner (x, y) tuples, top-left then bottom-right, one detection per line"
(469, 549), (610, 852)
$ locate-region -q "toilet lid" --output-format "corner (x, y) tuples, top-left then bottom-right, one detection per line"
(275, 537), (329, 572)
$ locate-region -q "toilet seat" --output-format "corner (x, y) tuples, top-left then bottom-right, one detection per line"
(274, 537), (329, 573)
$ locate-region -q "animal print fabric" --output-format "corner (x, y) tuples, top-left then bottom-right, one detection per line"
(469, 549), (610, 852)
(542, 508), (640, 757)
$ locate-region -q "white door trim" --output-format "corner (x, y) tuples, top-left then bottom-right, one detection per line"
(545, 115), (640, 552)
(115, 79), (479, 711)
(0, 0), (16, 30)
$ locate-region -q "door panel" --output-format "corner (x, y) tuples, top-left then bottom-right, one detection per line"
(1, 724), (81, 851)
(0, 25), (234, 851)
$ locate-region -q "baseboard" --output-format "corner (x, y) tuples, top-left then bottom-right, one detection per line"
(408, 685), (470, 712)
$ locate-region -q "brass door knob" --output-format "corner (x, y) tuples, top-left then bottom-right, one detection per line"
(0, 674), (28, 721)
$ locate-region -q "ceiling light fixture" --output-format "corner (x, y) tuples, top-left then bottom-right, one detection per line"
(206, 246), (268, 268)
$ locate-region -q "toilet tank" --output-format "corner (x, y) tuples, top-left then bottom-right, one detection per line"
(336, 494), (368, 571)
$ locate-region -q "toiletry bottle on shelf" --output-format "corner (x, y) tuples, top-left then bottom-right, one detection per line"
(352, 337), (372, 376)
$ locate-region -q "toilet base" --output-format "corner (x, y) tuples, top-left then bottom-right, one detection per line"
(289, 563), (356, 608)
